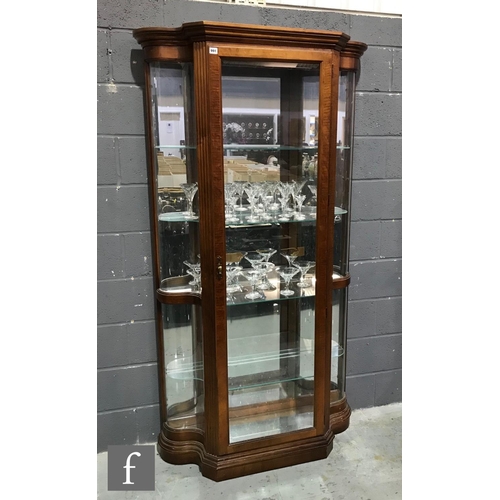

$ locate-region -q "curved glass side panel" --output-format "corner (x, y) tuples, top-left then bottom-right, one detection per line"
(162, 303), (204, 431)
(150, 62), (200, 284)
(334, 71), (356, 275)
(150, 63), (203, 430)
(221, 60), (320, 443)
(330, 288), (347, 403)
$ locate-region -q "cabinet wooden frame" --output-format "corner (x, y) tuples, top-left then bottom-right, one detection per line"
(133, 21), (366, 481)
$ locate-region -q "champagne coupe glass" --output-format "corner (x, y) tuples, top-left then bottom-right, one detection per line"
(241, 268), (266, 300)
(224, 183), (239, 223)
(179, 182), (198, 220)
(276, 266), (300, 296)
(280, 247), (300, 267)
(293, 260), (315, 288)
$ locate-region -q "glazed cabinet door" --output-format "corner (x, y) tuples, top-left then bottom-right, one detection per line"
(206, 45), (341, 451)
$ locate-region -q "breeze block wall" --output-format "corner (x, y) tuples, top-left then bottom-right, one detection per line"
(97, 0), (402, 452)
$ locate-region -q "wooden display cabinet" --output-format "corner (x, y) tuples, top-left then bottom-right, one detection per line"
(133, 21), (366, 481)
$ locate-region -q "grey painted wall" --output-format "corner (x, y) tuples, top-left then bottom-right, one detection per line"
(97, 0), (402, 452)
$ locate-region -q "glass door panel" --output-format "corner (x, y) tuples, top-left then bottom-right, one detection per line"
(150, 62), (204, 430)
(221, 61), (320, 443)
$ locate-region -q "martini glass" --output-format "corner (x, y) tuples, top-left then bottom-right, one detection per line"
(293, 260), (315, 288)
(183, 260), (201, 288)
(254, 262), (275, 291)
(276, 266), (300, 296)
(256, 247), (277, 290)
(244, 183), (262, 223)
(179, 182), (198, 219)
(293, 193), (307, 220)
(241, 268), (266, 300)
(234, 181), (250, 212)
(308, 184), (318, 206)
(280, 247), (300, 267)
(244, 251), (265, 269)
(224, 183), (239, 223)
(226, 265), (243, 301)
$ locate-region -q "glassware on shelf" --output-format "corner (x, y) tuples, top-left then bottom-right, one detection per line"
(244, 183), (262, 223)
(244, 251), (265, 269)
(293, 260), (316, 288)
(224, 183), (240, 223)
(254, 262), (276, 291)
(276, 266), (300, 296)
(280, 247), (300, 267)
(179, 182), (198, 220)
(183, 260), (201, 291)
(241, 268), (266, 300)
(226, 265), (243, 301)
(293, 193), (307, 220)
(256, 247), (277, 290)
(277, 181), (293, 214)
(234, 181), (250, 212)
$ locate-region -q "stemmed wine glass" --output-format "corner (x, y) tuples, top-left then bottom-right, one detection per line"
(180, 182), (198, 220)
(276, 266), (300, 296)
(293, 260), (315, 288)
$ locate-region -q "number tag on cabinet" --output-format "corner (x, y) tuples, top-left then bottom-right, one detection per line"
(209, 47), (218, 55)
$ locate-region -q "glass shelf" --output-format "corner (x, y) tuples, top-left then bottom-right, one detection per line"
(159, 272), (346, 304)
(157, 145), (196, 150)
(159, 206), (347, 224)
(166, 338), (343, 387)
(223, 144), (317, 152)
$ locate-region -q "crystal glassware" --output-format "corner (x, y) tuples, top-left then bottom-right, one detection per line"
(293, 260), (315, 288)
(280, 247), (300, 267)
(241, 268), (266, 300)
(276, 266), (300, 296)
(179, 182), (198, 220)
(254, 262), (275, 291)
(183, 260), (201, 291)
(244, 183), (262, 223)
(224, 183), (239, 223)
(293, 193), (307, 220)
(226, 265), (243, 300)
(244, 251), (265, 269)
(234, 181), (250, 212)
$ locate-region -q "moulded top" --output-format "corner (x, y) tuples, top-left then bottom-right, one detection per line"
(133, 21), (351, 51)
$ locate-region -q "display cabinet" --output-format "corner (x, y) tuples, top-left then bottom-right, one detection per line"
(133, 21), (366, 481)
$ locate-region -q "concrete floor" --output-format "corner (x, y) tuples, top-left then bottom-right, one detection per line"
(97, 402), (402, 499)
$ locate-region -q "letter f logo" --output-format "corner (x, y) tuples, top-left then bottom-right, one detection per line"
(123, 451), (141, 485)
